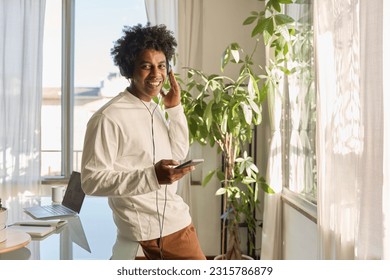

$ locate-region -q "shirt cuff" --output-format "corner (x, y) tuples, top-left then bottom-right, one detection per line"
(165, 103), (184, 117)
(145, 165), (161, 191)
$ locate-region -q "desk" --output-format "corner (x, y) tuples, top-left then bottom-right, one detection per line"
(0, 195), (117, 260)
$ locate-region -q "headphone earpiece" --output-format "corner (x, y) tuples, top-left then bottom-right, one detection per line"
(166, 63), (171, 75)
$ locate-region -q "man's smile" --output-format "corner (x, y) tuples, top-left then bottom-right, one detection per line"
(146, 80), (163, 88)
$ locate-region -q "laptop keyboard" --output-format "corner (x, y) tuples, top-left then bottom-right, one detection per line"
(41, 204), (73, 215)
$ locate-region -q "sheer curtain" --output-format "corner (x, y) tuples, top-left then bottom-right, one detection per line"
(144, 0), (178, 38)
(176, 0), (204, 217)
(145, 0), (203, 72)
(0, 0), (45, 198)
(315, 0), (389, 259)
(260, 70), (284, 259)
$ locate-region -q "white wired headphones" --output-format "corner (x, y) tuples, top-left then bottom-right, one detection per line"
(138, 96), (167, 260)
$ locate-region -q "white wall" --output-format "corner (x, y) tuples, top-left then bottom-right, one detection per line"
(282, 203), (318, 259)
(202, 0), (264, 76)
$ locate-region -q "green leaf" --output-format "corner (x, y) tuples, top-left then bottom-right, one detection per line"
(231, 49), (240, 63)
(254, 183), (259, 202)
(248, 99), (260, 115)
(240, 102), (252, 125)
(221, 112), (228, 134)
(243, 16), (257, 25)
(260, 178), (275, 194)
(252, 17), (272, 37)
(216, 170), (225, 181)
(202, 170), (216, 186)
(204, 101), (214, 131)
(242, 177), (257, 184)
(265, 17), (275, 35)
(247, 77), (255, 99)
(250, 163), (259, 173)
(279, 0), (294, 4)
(263, 30), (272, 45)
(221, 48), (230, 71)
(275, 14), (295, 26)
(270, 0), (281, 12)
(230, 42), (240, 50)
(215, 187), (226, 196)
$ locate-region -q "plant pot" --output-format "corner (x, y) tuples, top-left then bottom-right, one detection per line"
(0, 207), (8, 243)
(214, 254), (254, 260)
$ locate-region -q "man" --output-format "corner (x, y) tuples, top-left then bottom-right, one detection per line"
(81, 23), (205, 260)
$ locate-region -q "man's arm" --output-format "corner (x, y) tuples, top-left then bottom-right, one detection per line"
(80, 114), (161, 197)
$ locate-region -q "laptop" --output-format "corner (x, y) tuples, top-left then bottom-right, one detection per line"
(24, 171), (85, 220)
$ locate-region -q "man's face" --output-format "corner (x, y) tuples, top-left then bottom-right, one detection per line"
(129, 49), (168, 101)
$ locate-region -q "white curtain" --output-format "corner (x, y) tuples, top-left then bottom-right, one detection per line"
(0, 0), (45, 198)
(176, 0), (203, 75)
(144, 0), (178, 38)
(176, 0), (204, 214)
(383, 0), (390, 260)
(315, 0), (389, 259)
(145, 0), (203, 72)
(260, 70), (284, 259)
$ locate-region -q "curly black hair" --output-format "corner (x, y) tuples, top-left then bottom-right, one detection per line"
(111, 23), (177, 78)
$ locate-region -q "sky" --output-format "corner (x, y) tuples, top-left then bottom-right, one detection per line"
(42, 0), (147, 87)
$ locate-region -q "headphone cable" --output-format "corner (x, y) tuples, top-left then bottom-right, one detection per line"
(140, 98), (167, 259)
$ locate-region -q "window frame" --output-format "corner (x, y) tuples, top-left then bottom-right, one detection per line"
(42, 0), (75, 183)
(61, 0), (75, 179)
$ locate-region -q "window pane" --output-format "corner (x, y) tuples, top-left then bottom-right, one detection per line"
(41, 0), (147, 177)
(73, 0), (147, 172)
(41, 0), (62, 177)
(285, 1), (317, 203)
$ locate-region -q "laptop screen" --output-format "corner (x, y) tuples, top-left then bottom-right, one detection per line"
(62, 171), (85, 213)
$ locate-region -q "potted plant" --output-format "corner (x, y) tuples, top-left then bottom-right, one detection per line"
(181, 59), (272, 259)
(0, 198), (8, 243)
(179, 0), (297, 259)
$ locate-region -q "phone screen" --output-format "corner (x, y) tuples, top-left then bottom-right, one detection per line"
(174, 159), (204, 169)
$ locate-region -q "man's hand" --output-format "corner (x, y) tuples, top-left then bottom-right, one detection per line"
(154, 159), (195, 185)
(161, 70), (180, 108)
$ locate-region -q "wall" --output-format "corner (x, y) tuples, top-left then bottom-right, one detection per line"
(282, 201), (318, 259)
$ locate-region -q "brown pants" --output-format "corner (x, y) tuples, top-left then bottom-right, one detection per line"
(139, 224), (206, 260)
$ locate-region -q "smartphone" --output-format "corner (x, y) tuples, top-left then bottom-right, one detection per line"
(174, 159), (204, 169)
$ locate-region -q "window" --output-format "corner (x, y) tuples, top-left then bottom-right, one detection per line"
(283, 1), (317, 204)
(41, 0), (147, 178)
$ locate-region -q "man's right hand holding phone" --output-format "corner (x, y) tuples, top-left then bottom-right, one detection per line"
(154, 159), (198, 185)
